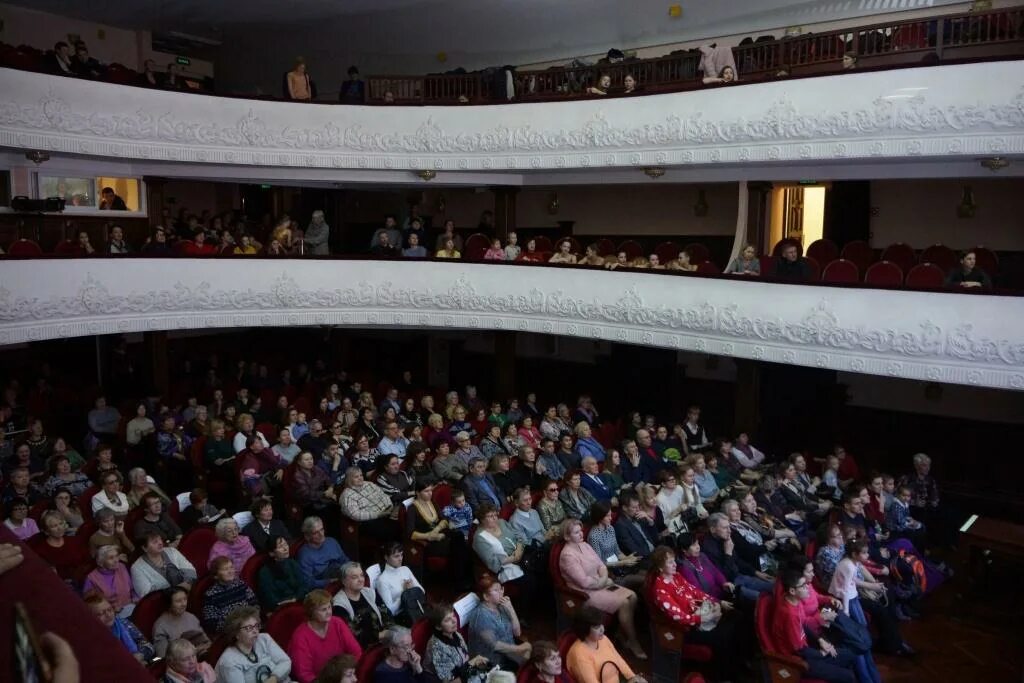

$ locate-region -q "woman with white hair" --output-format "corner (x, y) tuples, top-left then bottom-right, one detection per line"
(208, 517), (256, 573)
(306, 210), (331, 255)
(83, 544), (138, 618)
(165, 638), (216, 682)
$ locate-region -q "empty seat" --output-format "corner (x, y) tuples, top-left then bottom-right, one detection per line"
(806, 239), (839, 267)
(805, 256), (821, 281)
(533, 235), (553, 252)
(463, 233), (489, 260)
(7, 239), (43, 256)
(864, 260), (904, 287)
(683, 242), (710, 265)
(970, 246), (999, 276)
(880, 243), (916, 274)
(905, 263), (945, 289)
(593, 238), (615, 256)
(821, 259), (859, 283)
(918, 244), (957, 273)
(839, 240), (876, 274)
(695, 261), (720, 275)
(654, 241), (680, 264)
(617, 239), (643, 261)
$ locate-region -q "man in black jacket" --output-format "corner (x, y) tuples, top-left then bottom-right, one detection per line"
(702, 512), (774, 603)
(775, 243), (813, 282)
(613, 492), (660, 564)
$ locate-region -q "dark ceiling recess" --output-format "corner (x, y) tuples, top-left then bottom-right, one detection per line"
(152, 32), (221, 62)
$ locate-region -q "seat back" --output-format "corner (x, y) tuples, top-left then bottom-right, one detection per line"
(970, 246), (999, 276)
(240, 552), (269, 591)
(355, 644), (387, 682)
(682, 242), (710, 265)
(805, 256), (821, 281)
(880, 242), (916, 274)
(178, 526), (218, 577)
(131, 590), (167, 639)
(617, 239), (643, 261)
(918, 244), (957, 273)
(266, 601), (307, 649)
(905, 263), (945, 289)
(8, 239), (43, 256)
(593, 238), (616, 256)
(821, 259), (859, 283)
(806, 239), (839, 267)
(411, 617), (433, 655)
(772, 238), (803, 258)
(464, 233), (490, 260)
(77, 485), (100, 523)
(187, 573), (215, 616)
(654, 241), (680, 264)
(864, 261), (904, 287)
(839, 240), (876, 273)
(695, 261), (719, 275)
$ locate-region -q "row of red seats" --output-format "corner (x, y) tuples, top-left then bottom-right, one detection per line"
(796, 238), (998, 279)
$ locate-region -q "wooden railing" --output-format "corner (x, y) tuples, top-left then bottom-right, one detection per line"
(365, 6), (1024, 104)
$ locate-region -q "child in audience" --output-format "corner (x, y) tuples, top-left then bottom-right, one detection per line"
(484, 239), (505, 260)
(442, 490), (473, 539)
(504, 232), (521, 261)
(820, 455), (841, 501)
(881, 475), (896, 513)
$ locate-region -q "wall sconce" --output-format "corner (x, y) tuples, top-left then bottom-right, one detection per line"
(979, 156), (1010, 172)
(547, 193), (559, 215)
(693, 188), (709, 217)
(642, 167), (666, 179)
(25, 150), (50, 165)
(415, 170), (437, 181)
(436, 194), (446, 214)
(956, 185), (976, 219)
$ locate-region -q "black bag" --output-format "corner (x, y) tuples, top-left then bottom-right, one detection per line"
(399, 586), (427, 622)
(828, 610), (872, 655)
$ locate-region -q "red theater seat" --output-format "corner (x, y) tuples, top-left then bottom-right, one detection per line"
(654, 241), (680, 264)
(821, 259), (859, 283)
(918, 244), (957, 273)
(806, 239), (839, 267)
(840, 240), (876, 274)
(683, 242), (710, 265)
(617, 240), (643, 261)
(905, 263), (945, 289)
(880, 243), (916, 274)
(7, 238), (43, 256)
(864, 260), (904, 287)
(970, 246), (999, 276)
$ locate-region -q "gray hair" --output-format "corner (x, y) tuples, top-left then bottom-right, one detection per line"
(720, 499), (740, 515)
(707, 512), (729, 529)
(128, 467), (147, 483)
(912, 452), (931, 466)
(166, 638), (195, 664)
(302, 516), (324, 536)
(96, 545), (120, 562)
(214, 517), (238, 539)
(312, 210), (325, 219)
(381, 625), (411, 648)
(455, 431), (470, 442)
(94, 507), (116, 522)
(341, 561), (363, 580)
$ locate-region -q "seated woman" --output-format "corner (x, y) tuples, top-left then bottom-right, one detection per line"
(537, 479), (568, 534)
(573, 422), (605, 463)
(425, 602), (489, 683)
(153, 586), (207, 659)
(656, 468), (706, 531)
(436, 238), (461, 259)
(473, 502), (531, 591)
(215, 605), (292, 682)
(131, 532), (197, 598)
(466, 575), (531, 671)
(84, 592), (155, 664)
(559, 471), (597, 520)
(517, 417), (542, 451)
(331, 560), (395, 649)
(125, 403), (155, 449)
(2, 497), (39, 540)
(179, 488), (225, 532)
(649, 545), (747, 680)
(739, 490), (799, 550)
(667, 249), (698, 272)
(689, 453), (720, 504)
(271, 218), (294, 250)
(242, 496), (292, 553)
(258, 534), (311, 612)
(548, 240), (577, 264)
(51, 437), (85, 472)
(288, 589), (363, 683)
(338, 466), (401, 541)
(776, 461), (831, 522)
(944, 250), (992, 289)
(42, 454), (91, 498)
(406, 478), (469, 587)
(598, 450), (626, 493)
(479, 424), (506, 460)
(675, 532), (732, 601)
(526, 640), (570, 683)
(91, 470), (130, 518)
(294, 450), (338, 514)
(315, 653), (357, 683)
(565, 607), (647, 683)
(207, 517), (257, 574)
(83, 545), (138, 618)
(33, 510), (88, 587)
(373, 542), (426, 624)
(559, 519), (645, 659)
(725, 244), (761, 276)
(722, 497), (782, 574)
(636, 484), (671, 541)
(586, 502), (643, 588)
(203, 419), (236, 486)
(828, 539), (887, 681)
(165, 638), (217, 683)
(579, 245), (605, 267)
(348, 433), (381, 474)
(586, 74), (612, 96)
(202, 555), (259, 633)
(89, 507), (134, 559)
(702, 65), (737, 85)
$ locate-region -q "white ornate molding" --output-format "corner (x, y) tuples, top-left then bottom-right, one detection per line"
(0, 259), (1021, 391)
(0, 62), (1023, 171)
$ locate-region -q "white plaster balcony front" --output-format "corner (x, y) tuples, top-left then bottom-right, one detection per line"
(0, 258), (1021, 391)
(0, 61), (1023, 174)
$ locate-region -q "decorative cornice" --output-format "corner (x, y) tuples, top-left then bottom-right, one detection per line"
(0, 259), (1021, 391)
(0, 63), (1023, 171)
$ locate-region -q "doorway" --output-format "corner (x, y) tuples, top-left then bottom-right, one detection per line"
(768, 184), (827, 253)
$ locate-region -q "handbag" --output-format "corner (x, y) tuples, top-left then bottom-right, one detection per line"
(827, 610), (872, 655)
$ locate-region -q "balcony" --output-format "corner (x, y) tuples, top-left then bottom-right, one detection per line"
(0, 256), (1021, 391)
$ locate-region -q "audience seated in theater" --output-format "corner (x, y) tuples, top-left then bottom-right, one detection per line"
(133, 491), (183, 548)
(944, 250), (992, 289)
(578, 245), (604, 266)
(72, 42), (105, 79)
(464, 456), (505, 510)
(536, 477), (568, 535)
(153, 586), (207, 659)
(165, 638), (217, 683)
(131, 531), (197, 597)
(573, 422), (606, 462)
(466, 575), (531, 671)
(126, 466), (171, 509)
(106, 225), (131, 254)
(402, 232), (428, 257)
(215, 606), (292, 682)
(489, 452), (520, 499)
(374, 542), (426, 622)
(726, 244), (761, 275)
(42, 454), (91, 498)
(484, 238), (505, 260)
(775, 243), (813, 281)
(84, 591), (155, 664)
(339, 65), (365, 102)
(48, 41), (75, 76)
(703, 65), (738, 85)
(559, 471), (597, 520)
(435, 237), (461, 259)
(288, 589), (363, 683)
(560, 519), (646, 659)
(125, 403), (156, 447)
(298, 515), (349, 588)
(141, 226), (171, 254)
(526, 640), (569, 683)
(207, 517), (256, 573)
(842, 53), (858, 70)
(504, 232), (521, 260)
(424, 602), (488, 682)
(138, 59), (162, 88)
(83, 544), (138, 618)
(89, 507), (133, 559)
(555, 435), (578, 473)
(649, 545), (747, 679)
(566, 606), (646, 683)
(288, 57), (314, 102)
(431, 440), (468, 483)
(579, 457), (614, 503)
(374, 625), (425, 683)
(703, 512), (774, 601)
(258, 534), (311, 612)
(332, 560), (394, 648)
(613, 492), (660, 562)
(3, 497), (38, 540)
(339, 466), (401, 541)
(203, 554), (259, 632)
(182, 230), (217, 255)
(473, 501), (530, 588)
(372, 216), (403, 251)
(91, 470), (130, 517)
(549, 240), (577, 264)
(179, 488), (225, 532)
(520, 239), (543, 262)
(587, 74), (613, 95)
(434, 220), (464, 252)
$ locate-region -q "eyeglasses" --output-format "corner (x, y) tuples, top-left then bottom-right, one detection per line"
(240, 622), (261, 632)
(546, 487), (559, 493)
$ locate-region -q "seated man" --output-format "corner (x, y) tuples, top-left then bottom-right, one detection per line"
(463, 456), (506, 510)
(48, 41), (76, 76)
(775, 244), (813, 282)
(579, 456), (615, 504)
(377, 422), (409, 459)
(771, 568), (857, 683)
(133, 492), (183, 547)
(72, 42), (105, 79)
(702, 512), (774, 602)
(613, 492), (659, 563)
(373, 626), (424, 683)
(370, 232), (399, 257)
(537, 439), (567, 482)
(944, 250), (992, 290)
(296, 515), (349, 588)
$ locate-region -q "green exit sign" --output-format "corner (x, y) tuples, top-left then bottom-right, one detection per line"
(260, 184), (272, 189)
(176, 56), (191, 66)
(798, 180), (818, 185)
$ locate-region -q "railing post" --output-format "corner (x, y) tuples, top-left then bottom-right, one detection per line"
(936, 17), (946, 59)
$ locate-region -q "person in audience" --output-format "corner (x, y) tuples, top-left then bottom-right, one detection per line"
(339, 65), (365, 103)
(587, 74), (613, 96)
(88, 396), (121, 440)
(675, 531), (734, 602)
(294, 449), (339, 516)
(164, 638), (217, 683)
(842, 52), (858, 70)
(616, 439), (652, 486)
(125, 403), (155, 447)
(702, 512), (774, 600)
(473, 501), (531, 589)
(83, 544), (138, 618)
(777, 461), (831, 520)
(153, 586), (206, 659)
(332, 560), (394, 648)
(442, 488), (474, 539)
(537, 476), (569, 535)
(549, 240), (577, 264)
(464, 455), (506, 510)
(573, 422), (605, 463)
(47, 486), (83, 535)
(503, 232), (521, 260)
(479, 424), (505, 459)
(559, 471), (597, 520)
(134, 491), (183, 547)
(649, 545), (748, 679)
(107, 225), (131, 254)
(433, 220), (463, 252)
(560, 519), (646, 659)
(48, 41), (75, 76)
(179, 488), (225, 532)
(374, 542), (426, 622)
(141, 226), (171, 254)
(339, 466), (400, 541)
(126, 466), (172, 509)
(520, 239), (544, 262)
(89, 507), (134, 559)
(3, 497), (39, 540)
(577, 456), (613, 504)
(131, 531), (197, 597)
(84, 592), (155, 664)
(374, 625), (424, 682)
(34, 509), (88, 586)
(257, 534), (310, 612)
(408, 478), (470, 584)
(378, 423), (410, 460)
(287, 57), (313, 101)
(725, 244), (761, 275)
(432, 440), (468, 483)
(137, 59), (163, 88)
(298, 515), (349, 588)
(828, 539), (890, 678)
(565, 606), (647, 683)
(703, 65), (737, 85)
(424, 602), (488, 682)
(944, 250), (992, 289)
(240, 497), (290, 553)
(71, 42), (105, 79)
(215, 605), (292, 682)
(467, 575), (531, 670)
(288, 589), (363, 683)
(208, 517), (256, 574)
(772, 568), (858, 683)
(304, 210), (331, 255)
(526, 640), (568, 683)
(203, 555), (259, 633)
(775, 243), (813, 281)
(402, 232), (428, 258)
(484, 238), (505, 260)
(732, 432), (766, 468)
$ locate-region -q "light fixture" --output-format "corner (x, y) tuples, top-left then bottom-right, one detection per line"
(642, 167), (666, 179)
(547, 193), (559, 215)
(25, 150), (50, 165)
(978, 157), (1010, 172)
(415, 170), (437, 181)
(694, 188), (710, 217)
(957, 185), (976, 219)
